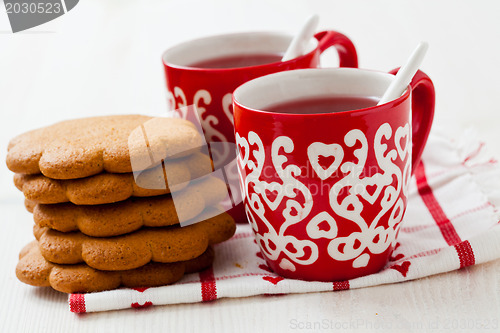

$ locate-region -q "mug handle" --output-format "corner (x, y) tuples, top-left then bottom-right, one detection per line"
(389, 68), (435, 174)
(314, 31), (358, 68)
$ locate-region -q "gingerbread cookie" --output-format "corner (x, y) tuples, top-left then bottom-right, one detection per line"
(7, 115), (203, 179)
(16, 241), (214, 293)
(14, 152), (213, 205)
(28, 176), (228, 237)
(34, 208), (235, 271)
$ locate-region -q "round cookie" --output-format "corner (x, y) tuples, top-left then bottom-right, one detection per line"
(7, 115), (203, 179)
(16, 241), (215, 293)
(33, 209), (236, 271)
(14, 152), (214, 205)
(28, 176), (229, 237)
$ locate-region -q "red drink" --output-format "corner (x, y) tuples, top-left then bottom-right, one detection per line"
(265, 95), (380, 114)
(189, 53), (282, 69)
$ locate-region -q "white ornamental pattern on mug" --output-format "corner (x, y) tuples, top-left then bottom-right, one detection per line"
(167, 87), (234, 164)
(236, 122), (411, 271)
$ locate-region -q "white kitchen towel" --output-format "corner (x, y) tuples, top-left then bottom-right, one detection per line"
(69, 129), (500, 313)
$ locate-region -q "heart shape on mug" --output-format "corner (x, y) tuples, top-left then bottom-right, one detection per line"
(259, 182), (285, 211)
(306, 212), (338, 239)
(358, 178), (385, 205)
(352, 253), (370, 268)
(307, 142), (344, 181)
(235, 134), (250, 167)
(395, 123), (410, 160)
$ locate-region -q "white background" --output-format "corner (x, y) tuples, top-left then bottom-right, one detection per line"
(0, 0), (499, 332)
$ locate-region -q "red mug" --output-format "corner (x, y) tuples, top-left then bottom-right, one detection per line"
(233, 67), (435, 281)
(162, 31), (358, 223)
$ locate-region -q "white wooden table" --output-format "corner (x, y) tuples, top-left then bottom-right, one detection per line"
(1, 1), (500, 332)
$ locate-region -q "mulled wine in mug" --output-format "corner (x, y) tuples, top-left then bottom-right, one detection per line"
(233, 67), (435, 281)
(162, 30), (358, 224)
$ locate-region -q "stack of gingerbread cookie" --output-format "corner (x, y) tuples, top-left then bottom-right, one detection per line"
(6, 115), (236, 293)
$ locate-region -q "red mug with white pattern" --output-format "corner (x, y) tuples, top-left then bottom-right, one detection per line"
(162, 31), (358, 223)
(233, 67), (435, 281)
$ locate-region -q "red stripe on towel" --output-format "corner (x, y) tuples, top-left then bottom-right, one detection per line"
(454, 240), (476, 268)
(415, 161), (461, 245)
(200, 267), (217, 301)
(415, 161), (476, 268)
(69, 294), (86, 313)
(332, 281), (350, 291)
